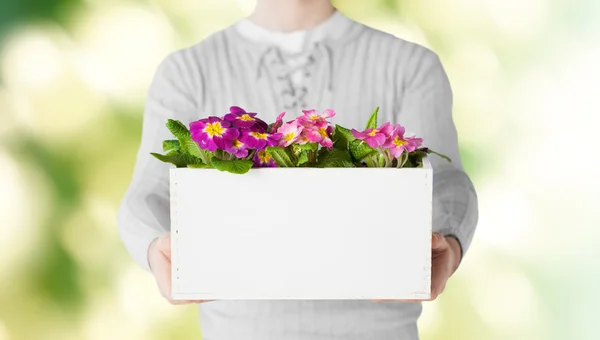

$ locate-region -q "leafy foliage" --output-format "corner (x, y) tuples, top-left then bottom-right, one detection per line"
(151, 119), (208, 168)
(210, 157), (253, 174)
(266, 147), (295, 167)
(348, 139), (377, 162)
(317, 147), (353, 168)
(365, 106), (379, 129)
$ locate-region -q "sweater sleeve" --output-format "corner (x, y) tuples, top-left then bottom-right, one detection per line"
(117, 51), (198, 272)
(398, 47), (479, 258)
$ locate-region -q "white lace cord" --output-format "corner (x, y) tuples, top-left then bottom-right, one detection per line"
(256, 42), (333, 110)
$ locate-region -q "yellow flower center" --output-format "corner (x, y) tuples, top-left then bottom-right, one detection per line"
(232, 139), (243, 148)
(204, 122), (225, 137)
(284, 132), (295, 141)
(250, 131), (268, 140)
(310, 115), (320, 121)
(393, 136), (407, 147)
(258, 150), (271, 163)
(367, 129), (379, 137)
(238, 114), (254, 121)
(318, 127), (329, 138)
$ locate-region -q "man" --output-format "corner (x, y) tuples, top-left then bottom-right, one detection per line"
(117, 1), (479, 338)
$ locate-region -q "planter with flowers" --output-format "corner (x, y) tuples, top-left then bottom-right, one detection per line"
(152, 107), (450, 300)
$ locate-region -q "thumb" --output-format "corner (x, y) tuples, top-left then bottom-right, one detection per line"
(158, 233), (172, 259)
(431, 232), (446, 250)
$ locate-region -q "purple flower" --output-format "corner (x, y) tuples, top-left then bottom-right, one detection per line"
(239, 129), (282, 150)
(190, 117), (239, 152)
(253, 149), (277, 167)
(224, 138), (249, 158)
(224, 106), (268, 131)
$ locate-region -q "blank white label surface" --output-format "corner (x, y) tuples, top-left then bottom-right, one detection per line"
(170, 161), (432, 300)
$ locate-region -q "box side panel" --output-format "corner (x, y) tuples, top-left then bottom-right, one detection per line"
(171, 168), (432, 300)
(169, 169), (180, 299)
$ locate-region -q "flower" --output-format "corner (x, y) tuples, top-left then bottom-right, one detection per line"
(253, 149), (277, 167)
(303, 120), (334, 149)
(224, 106), (268, 131)
(239, 129), (282, 150)
(405, 136), (424, 152)
(269, 112), (287, 133)
(378, 122), (396, 137)
(351, 126), (387, 149)
(382, 125), (423, 157)
(298, 109), (335, 125)
(224, 107), (258, 128)
(277, 120), (303, 147)
(225, 138), (249, 158)
(190, 117), (239, 151)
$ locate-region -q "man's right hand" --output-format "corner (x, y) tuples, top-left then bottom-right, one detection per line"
(148, 232), (211, 304)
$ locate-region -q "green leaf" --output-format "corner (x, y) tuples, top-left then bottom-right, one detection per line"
(187, 164), (208, 168)
(210, 157), (253, 174)
(407, 150), (428, 168)
(166, 119), (191, 140)
(292, 143), (318, 153)
(365, 107), (379, 130)
(332, 125), (355, 150)
(181, 138), (201, 156)
(151, 152), (187, 168)
(266, 147), (295, 167)
(349, 139), (377, 162)
(197, 149), (213, 166)
(297, 150), (309, 166)
(162, 140), (180, 152)
(428, 149), (452, 163)
(317, 147), (353, 168)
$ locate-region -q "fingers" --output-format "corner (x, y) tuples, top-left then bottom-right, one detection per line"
(431, 232), (447, 250)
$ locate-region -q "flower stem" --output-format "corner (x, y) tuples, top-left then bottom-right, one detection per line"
(246, 149), (256, 161)
(396, 153), (404, 168)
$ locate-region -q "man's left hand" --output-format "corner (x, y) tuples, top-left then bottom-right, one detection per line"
(373, 232), (462, 302)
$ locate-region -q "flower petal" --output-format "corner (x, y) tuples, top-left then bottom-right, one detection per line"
(389, 146), (404, 158)
(351, 129), (367, 140)
(320, 137), (333, 149)
(322, 109), (336, 119)
(303, 128), (323, 143)
(222, 128), (240, 140)
(229, 106), (246, 114)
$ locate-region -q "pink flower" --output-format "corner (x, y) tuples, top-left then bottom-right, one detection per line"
(269, 112), (287, 134)
(405, 136), (424, 152)
(383, 125), (423, 157)
(298, 109), (336, 124)
(351, 127), (387, 149)
(303, 121), (334, 149)
(277, 120), (304, 147)
(379, 122), (396, 137)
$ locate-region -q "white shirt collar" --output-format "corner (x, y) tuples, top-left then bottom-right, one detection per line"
(234, 10), (352, 54)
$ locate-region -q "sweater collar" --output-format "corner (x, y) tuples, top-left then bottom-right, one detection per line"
(233, 10), (353, 55)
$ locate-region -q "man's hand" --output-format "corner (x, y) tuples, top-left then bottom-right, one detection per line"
(373, 232), (462, 302)
(148, 232), (212, 305)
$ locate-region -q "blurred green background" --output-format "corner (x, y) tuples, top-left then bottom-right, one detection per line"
(1, 0), (599, 339)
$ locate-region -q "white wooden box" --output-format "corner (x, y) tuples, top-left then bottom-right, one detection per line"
(170, 158), (432, 300)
